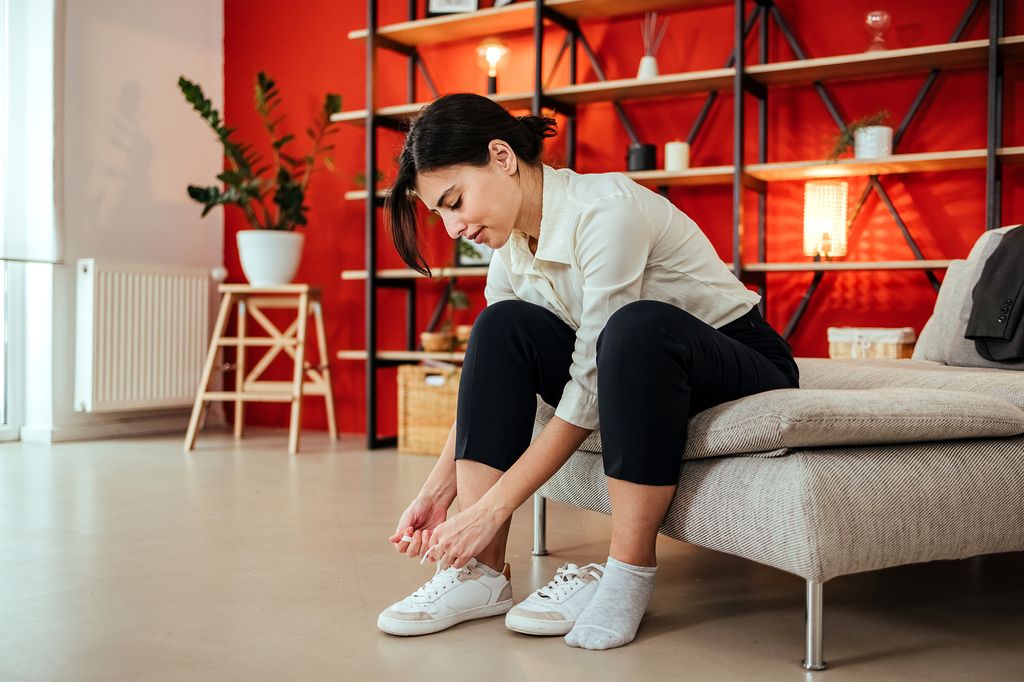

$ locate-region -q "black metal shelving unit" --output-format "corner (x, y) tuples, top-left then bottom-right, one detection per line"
(344, 0), (1013, 449)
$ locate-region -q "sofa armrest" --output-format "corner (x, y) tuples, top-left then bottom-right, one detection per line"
(796, 358), (1024, 409)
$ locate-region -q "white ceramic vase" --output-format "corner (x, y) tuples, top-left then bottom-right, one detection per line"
(853, 125), (893, 159)
(636, 55), (659, 80)
(236, 230), (304, 286)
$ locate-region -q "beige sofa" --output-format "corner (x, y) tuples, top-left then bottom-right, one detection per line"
(531, 227), (1024, 670)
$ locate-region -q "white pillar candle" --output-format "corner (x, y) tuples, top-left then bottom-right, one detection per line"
(664, 140), (690, 171)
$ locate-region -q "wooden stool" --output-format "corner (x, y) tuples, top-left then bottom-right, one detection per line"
(184, 284), (337, 454)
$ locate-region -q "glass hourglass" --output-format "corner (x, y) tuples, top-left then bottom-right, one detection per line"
(865, 10), (892, 52)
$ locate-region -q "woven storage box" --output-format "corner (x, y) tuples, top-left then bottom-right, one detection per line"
(827, 326), (916, 360)
(397, 364), (461, 455)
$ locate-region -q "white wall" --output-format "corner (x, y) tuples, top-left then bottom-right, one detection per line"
(22, 0), (225, 442)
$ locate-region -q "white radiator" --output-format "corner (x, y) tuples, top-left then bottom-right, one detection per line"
(75, 259), (210, 412)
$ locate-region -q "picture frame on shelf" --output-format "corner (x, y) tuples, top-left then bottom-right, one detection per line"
(455, 236), (493, 267)
(427, 0), (478, 15)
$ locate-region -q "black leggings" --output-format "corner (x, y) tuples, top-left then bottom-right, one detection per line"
(455, 300), (800, 486)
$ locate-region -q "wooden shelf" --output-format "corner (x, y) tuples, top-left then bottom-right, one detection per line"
(332, 36), (1024, 128)
(341, 266), (489, 280)
(747, 147), (1024, 181)
(626, 148), (1024, 187)
(744, 260), (952, 273)
(627, 165), (734, 187)
(748, 35), (1024, 88)
(337, 350), (466, 362)
(348, 0), (726, 48)
(344, 189), (388, 201)
(330, 92), (532, 127)
(342, 148), (1024, 202)
(344, 148), (1024, 200)
(546, 68), (733, 105)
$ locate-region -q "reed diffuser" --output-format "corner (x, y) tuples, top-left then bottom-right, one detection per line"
(637, 12), (669, 79)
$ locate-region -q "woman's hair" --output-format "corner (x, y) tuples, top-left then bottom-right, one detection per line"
(386, 93), (557, 276)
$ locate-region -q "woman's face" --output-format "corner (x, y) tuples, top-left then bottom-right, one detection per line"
(414, 140), (522, 251)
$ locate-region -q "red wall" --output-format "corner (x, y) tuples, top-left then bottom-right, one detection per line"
(223, 0), (1024, 436)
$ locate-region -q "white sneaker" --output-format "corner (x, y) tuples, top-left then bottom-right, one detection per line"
(377, 558), (514, 636)
(505, 562), (604, 636)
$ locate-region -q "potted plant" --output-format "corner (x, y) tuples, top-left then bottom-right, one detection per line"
(179, 72), (341, 285)
(828, 110), (892, 162)
(421, 287), (470, 352)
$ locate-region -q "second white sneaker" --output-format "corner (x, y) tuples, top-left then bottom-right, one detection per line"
(377, 558), (514, 636)
(505, 562), (604, 636)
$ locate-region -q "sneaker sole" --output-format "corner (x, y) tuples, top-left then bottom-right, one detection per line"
(504, 612), (574, 636)
(377, 598), (513, 636)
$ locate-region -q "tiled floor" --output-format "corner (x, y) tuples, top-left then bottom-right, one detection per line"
(1, 430), (1021, 681)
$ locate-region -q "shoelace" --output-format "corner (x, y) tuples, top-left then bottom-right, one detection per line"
(408, 560), (475, 602)
(535, 562), (604, 600)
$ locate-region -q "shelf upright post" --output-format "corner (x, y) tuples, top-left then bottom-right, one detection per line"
(567, 28), (578, 169)
(986, 0), (1004, 230)
(365, 0), (381, 449)
(732, 0), (746, 280)
(533, 0), (543, 117)
(756, 0), (769, 314)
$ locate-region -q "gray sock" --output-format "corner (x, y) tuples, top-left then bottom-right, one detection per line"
(564, 556), (656, 650)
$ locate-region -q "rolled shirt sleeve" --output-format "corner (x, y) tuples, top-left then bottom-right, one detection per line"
(554, 197), (655, 429)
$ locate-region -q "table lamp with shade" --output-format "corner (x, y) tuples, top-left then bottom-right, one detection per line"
(803, 180), (849, 259)
(477, 38), (510, 94)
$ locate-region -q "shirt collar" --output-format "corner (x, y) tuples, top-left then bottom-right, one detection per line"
(533, 165), (572, 265)
(504, 165), (572, 274)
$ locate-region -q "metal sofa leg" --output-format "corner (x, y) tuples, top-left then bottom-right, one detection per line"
(802, 579), (827, 670)
(532, 493), (549, 556)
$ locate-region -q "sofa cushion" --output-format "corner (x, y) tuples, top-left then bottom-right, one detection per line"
(534, 386), (1024, 460)
(914, 225), (1024, 370)
(537, 436), (1024, 582)
(797, 357), (1024, 409)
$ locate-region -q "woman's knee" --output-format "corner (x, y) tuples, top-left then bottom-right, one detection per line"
(471, 299), (543, 340)
(597, 300), (701, 359)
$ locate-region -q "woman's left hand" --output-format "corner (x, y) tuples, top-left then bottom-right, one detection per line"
(425, 503), (503, 570)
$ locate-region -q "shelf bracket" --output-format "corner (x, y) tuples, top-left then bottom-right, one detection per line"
(741, 74), (767, 100)
(374, 34), (416, 57)
(869, 177), (942, 291)
(782, 270), (824, 340)
(372, 116), (407, 132)
(540, 5), (578, 34)
(575, 31), (641, 146)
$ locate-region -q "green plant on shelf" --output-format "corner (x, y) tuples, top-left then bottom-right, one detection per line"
(827, 110), (890, 162)
(441, 288), (470, 335)
(354, 168), (385, 188)
(179, 72), (342, 230)
(456, 238), (483, 263)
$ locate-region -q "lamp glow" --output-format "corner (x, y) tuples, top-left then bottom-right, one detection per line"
(476, 38), (510, 94)
(802, 180), (849, 258)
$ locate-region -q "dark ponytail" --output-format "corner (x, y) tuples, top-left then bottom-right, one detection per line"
(385, 93), (557, 276)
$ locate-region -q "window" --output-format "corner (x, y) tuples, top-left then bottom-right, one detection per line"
(1, 0), (59, 440)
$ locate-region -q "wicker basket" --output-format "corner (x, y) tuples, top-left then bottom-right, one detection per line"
(397, 364), (461, 455)
(827, 326), (916, 360)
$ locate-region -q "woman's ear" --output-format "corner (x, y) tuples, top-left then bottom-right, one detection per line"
(489, 139), (518, 176)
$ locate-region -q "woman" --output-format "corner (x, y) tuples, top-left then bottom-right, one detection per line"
(377, 93), (799, 649)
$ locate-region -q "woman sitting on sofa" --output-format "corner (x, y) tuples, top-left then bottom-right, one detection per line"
(376, 93), (799, 649)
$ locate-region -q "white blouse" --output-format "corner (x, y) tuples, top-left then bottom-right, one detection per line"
(484, 165), (761, 430)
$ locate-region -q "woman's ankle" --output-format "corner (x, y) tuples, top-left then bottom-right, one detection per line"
(475, 555), (506, 573)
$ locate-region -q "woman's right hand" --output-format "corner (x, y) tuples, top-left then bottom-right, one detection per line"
(388, 494), (450, 558)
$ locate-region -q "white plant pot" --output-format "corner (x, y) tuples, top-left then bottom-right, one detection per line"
(636, 55), (659, 80)
(236, 230), (304, 286)
(853, 125), (893, 159)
